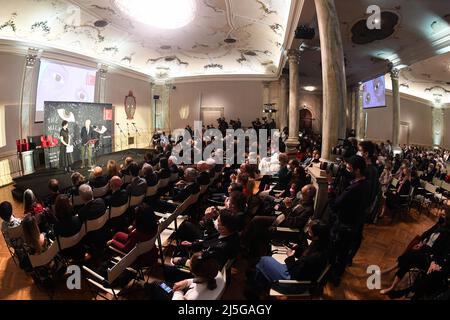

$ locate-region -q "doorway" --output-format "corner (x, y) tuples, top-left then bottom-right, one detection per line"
(399, 121), (410, 145)
(299, 108), (313, 134)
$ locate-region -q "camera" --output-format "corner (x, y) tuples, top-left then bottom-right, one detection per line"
(331, 138), (357, 158)
(321, 161), (343, 177)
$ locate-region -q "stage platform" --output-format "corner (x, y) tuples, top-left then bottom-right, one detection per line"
(12, 148), (153, 201)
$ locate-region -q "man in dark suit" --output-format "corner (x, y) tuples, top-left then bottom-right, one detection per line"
(171, 168), (200, 202)
(170, 209), (240, 281)
(80, 119), (95, 168)
(89, 167), (108, 189)
(126, 162), (147, 197)
(77, 184), (107, 222)
(105, 176), (129, 207)
(244, 185), (317, 257)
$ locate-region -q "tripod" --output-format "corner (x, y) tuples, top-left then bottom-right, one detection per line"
(132, 122), (140, 148)
(116, 123), (127, 151)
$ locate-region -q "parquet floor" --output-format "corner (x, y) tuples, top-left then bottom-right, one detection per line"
(0, 184), (438, 300)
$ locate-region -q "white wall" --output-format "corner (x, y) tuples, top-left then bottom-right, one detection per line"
(444, 109), (450, 149)
(169, 81), (264, 131)
(104, 72), (152, 151)
(298, 91), (322, 134)
(0, 53), (24, 155)
(365, 92), (433, 146)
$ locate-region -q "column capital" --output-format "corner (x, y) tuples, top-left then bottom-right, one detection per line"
(97, 64), (109, 79)
(286, 49), (301, 64)
(263, 81), (272, 88)
(389, 68), (400, 80)
(25, 47), (41, 68)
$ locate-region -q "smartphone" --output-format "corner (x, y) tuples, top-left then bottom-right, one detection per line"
(160, 282), (173, 294)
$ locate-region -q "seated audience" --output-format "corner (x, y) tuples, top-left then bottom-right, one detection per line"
(157, 157), (171, 180)
(44, 179), (60, 208)
(107, 203), (158, 265)
(105, 176), (129, 208)
(171, 168), (200, 202)
(0, 201), (22, 248)
(22, 214), (49, 255)
(106, 160), (119, 181)
(120, 157), (134, 176)
(77, 184), (107, 222)
(379, 167), (412, 219)
(381, 207), (450, 296)
(143, 165), (159, 187)
(53, 195), (82, 238)
(70, 172), (86, 196)
(89, 166), (108, 189)
(126, 162), (147, 197)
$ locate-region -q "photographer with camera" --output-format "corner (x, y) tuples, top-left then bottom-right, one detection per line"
(326, 155), (370, 286)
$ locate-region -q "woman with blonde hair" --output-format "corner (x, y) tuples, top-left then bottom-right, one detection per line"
(22, 214), (48, 255)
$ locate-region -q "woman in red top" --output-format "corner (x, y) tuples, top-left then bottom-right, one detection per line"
(23, 189), (54, 233)
(107, 203), (158, 266)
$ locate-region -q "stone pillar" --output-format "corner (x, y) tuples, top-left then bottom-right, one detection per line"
(432, 106), (444, 147)
(390, 68), (401, 147)
(350, 86), (358, 132)
(263, 81), (271, 106)
(314, 0), (347, 160)
(279, 75), (289, 130)
(20, 48), (41, 141)
(355, 86), (366, 140)
(95, 64), (108, 103)
(285, 49), (301, 154)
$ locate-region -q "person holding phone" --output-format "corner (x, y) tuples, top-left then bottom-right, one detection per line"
(145, 252), (223, 300)
(59, 120), (73, 172)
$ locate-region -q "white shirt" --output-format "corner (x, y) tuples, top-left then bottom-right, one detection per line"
(172, 272), (225, 300)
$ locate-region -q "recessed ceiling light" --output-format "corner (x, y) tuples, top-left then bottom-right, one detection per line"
(114, 0), (197, 29)
(224, 38), (237, 44)
(94, 20), (109, 28)
(304, 86), (316, 92)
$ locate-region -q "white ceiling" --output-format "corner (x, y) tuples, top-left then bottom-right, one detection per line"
(0, 0), (294, 80)
(385, 51), (450, 105)
(293, 0), (450, 103)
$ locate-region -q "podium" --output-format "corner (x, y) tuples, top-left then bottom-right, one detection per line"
(21, 150), (35, 175)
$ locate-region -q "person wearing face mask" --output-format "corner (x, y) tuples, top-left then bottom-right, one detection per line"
(242, 185), (317, 259)
(327, 155), (370, 286)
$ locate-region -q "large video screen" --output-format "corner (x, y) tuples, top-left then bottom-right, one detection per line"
(362, 75), (386, 109)
(35, 59), (97, 122)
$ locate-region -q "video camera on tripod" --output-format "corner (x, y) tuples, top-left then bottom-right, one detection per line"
(331, 138), (357, 158)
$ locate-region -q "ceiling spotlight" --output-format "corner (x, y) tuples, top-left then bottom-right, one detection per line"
(114, 0), (197, 29)
(224, 38), (237, 44)
(94, 20), (109, 28)
(303, 86), (316, 92)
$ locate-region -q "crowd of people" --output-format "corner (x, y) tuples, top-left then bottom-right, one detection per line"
(1, 129), (450, 300)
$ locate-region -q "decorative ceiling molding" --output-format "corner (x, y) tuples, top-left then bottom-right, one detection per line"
(0, 0), (297, 80)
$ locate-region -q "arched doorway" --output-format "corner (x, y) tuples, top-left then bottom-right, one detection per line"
(299, 109), (313, 134)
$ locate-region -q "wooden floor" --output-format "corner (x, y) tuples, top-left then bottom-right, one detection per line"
(0, 184), (438, 300)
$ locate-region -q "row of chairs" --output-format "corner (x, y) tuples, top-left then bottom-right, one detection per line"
(81, 169), (223, 300)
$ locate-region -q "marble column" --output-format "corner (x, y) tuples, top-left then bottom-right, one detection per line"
(95, 64), (108, 103)
(20, 48), (41, 141)
(278, 75), (289, 130)
(355, 86), (366, 140)
(390, 68), (401, 147)
(432, 106), (444, 147)
(285, 50), (301, 154)
(314, 0), (347, 159)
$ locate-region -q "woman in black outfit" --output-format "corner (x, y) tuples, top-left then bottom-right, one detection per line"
(379, 167), (412, 218)
(59, 121), (73, 172)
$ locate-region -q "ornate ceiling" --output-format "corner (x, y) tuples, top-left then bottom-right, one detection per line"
(385, 51), (450, 105)
(0, 0), (294, 80)
(294, 0), (450, 104)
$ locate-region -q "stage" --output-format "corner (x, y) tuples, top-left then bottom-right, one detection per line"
(11, 148), (153, 201)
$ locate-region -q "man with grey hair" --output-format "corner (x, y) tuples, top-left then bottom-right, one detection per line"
(77, 183), (106, 222)
(171, 167), (200, 202)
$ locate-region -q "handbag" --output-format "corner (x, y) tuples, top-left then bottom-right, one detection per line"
(66, 145), (74, 153)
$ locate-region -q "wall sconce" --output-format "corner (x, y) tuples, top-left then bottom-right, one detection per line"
(179, 105), (190, 120)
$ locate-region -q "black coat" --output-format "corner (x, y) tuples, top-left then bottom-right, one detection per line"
(191, 232), (240, 268)
(285, 242), (328, 281)
(78, 198), (107, 222)
(109, 189), (129, 208)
